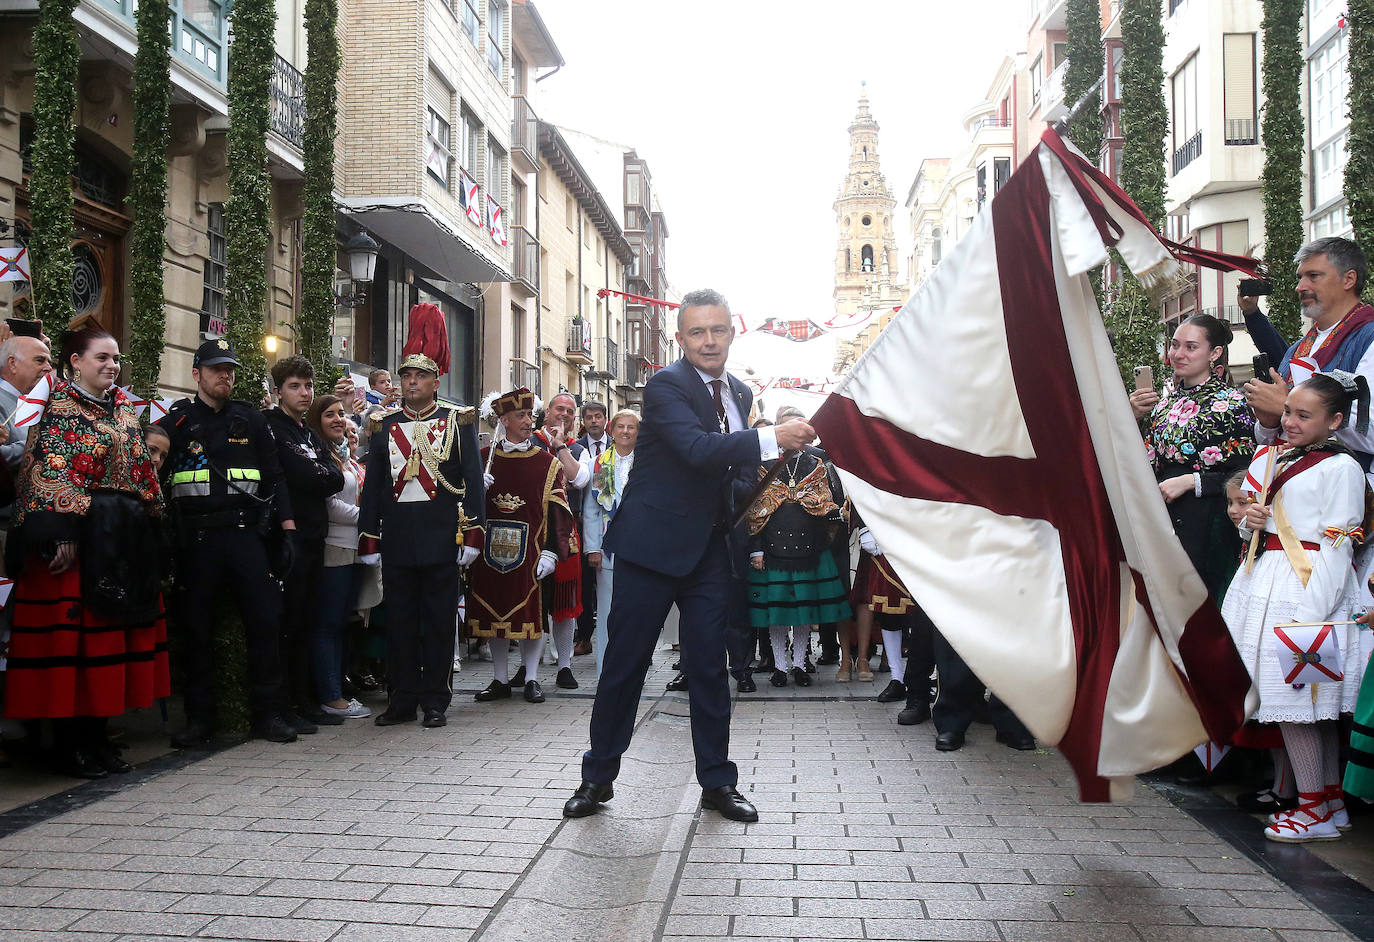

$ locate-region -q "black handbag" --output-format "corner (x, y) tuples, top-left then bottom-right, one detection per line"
(81, 489), (162, 622)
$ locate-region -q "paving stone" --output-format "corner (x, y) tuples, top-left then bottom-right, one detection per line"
(862, 918), (1002, 941)
(67, 910), (214, 935)
(195, 914), (344, 941)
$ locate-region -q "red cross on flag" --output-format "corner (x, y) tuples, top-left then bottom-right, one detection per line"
(811, 128), (1258, 802)
(0, 247), (29, 283)
(117, 386), (150, 419)
(13, 372), (52, 429)
(1273, 623), (1344, 684)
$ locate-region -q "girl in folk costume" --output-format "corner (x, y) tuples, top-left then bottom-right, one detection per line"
(1130, 314), (1256, 602)
(2, 329), (167, 779)
(847, 514), (918, 687)
(745, 442), (851, 688)
(582, 409), (639, 678)
(1221, 373), (1373, 842)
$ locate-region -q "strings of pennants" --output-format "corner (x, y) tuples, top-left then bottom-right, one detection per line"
(595, 288), (901, 342)
(743, 376), (840, 398)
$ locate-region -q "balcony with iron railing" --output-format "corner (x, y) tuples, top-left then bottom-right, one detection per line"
(511, 225), (538, 296)
(512, 95), (538, 171)
(1225, 118), (1257, 146)
(1172, 130), (1203, 175)
(566, 320), (593, 363)
(598, 337), (619, 382)
(269, 55), (305, 150)
(509, 357), (540, 395)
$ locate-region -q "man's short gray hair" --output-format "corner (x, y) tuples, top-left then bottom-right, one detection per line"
(677, 288), (731, 331)
(0, 337), (17, 376)
(1296, 236), (1368, 294)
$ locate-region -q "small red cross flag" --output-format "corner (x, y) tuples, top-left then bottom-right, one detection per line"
(1241, 443), (1287, 495)
(148, 396), (180, 421)
(488, 197), (507, 247)
(1273, 623), (1344, 684)
(0, 247), (29, 283)
(463, 171), (483, 226)
(0, 577), (14, 607)
(1193, 741), (1231, 773)
(1288, 356), (1318, 387)
(13, 372), (52, 428)
(811, 128), (1259, 801)
(118, 386), (150, 419)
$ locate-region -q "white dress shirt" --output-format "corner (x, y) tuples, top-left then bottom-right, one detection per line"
(693, 366), (779, 460)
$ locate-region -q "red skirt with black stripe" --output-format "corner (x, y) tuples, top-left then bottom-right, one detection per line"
(2, 555), (169, 719)
(850, 552), (915, 615)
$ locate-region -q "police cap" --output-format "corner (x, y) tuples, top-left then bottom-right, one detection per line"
(194, 338), (241, 369)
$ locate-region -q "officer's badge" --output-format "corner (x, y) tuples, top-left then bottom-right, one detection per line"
(217, 339), (229, 350)
(188, 441), (204, 455)
(485, 521), (528, 573)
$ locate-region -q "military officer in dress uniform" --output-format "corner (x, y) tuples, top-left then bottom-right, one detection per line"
(359, 353), (485, 729)
(160, 339), (300, 747)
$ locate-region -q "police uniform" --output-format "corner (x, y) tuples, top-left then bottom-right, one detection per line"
(158, 340), (296, 743)
(359, 354), (485, 727)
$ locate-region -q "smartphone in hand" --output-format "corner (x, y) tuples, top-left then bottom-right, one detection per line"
(1133, 366), (1154, 391)
(1252, 353), (1273, 382)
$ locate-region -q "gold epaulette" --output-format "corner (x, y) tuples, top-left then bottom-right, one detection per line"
(367, 406), (401, 435)
(449, 405), (476, 426)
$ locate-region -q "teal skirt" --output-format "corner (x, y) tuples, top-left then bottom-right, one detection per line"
(1344, 651), (1374, 801)
(747, 551), (852, 629)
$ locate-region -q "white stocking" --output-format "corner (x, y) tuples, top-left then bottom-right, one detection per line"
(791, 627), (810, 670)
(490, 642), (510, 684)
(881, 628), (905, 684)
(1320, 722), (1343, 795)
(1271, 747), (1295, 799)
(769, 626), (790, 672)
(1279, 722), (1328, 814)
(520, 638), (542, 683)
(552, 618), (576, 670)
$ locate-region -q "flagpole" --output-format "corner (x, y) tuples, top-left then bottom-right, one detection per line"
(1244, 445), (1280, 573)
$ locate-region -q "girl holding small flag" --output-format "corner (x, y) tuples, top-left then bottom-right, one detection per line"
(1221, 372), (1372, 842)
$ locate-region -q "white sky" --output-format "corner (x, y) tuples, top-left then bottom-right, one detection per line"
(533, 0), (1029, 399)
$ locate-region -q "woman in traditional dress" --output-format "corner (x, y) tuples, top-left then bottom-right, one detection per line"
(582, 409), (639, 678)
(307, 394), (371, 719)
(2, 328), (166, 778)
(1130, 313), (1255, 601)
(745, 443), (850, 688)
(1221, 373), (1372, 842)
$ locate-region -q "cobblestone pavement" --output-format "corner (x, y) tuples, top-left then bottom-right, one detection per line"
(0, 652), (1368, 941)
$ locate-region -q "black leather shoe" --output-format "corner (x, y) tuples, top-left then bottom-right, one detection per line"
(524, 680), (545, 703)
(701, 785), (758, 822)
(281, 711), (318, 735)
(474, 680), (511, 702)
(298, 707), (345, 726)
(563, 781), (613, 818)
(252, 715), (299, 743)
(935, 730), (965, 752)
(752, 660), (776, 674)
(374, 706), (417, 726)
(791, 667), (812, 688)
(996, 731), (1036, 751)
(816, 650), (840, 666)
(770, 669), (788, 688)
(556, 667), (579, 689)
(91, 741), (132, 774)
(897, 702), (931, 726)
(171, 719), (214, 749)
(876, 679), (907, 703)
(422, 709), (447, 728)
(56, 749), (107, 779)
(510, 666), (526, 687)
(666, 672), (689, 692)
(736, 674), (757, 693)
(671, 660), (682, 671)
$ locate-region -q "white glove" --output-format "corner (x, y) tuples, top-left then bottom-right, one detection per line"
(483, 472), (494, 489)
(535, 550), (558, 579)
(458, 546), (480, 568)
(360, 553), (382, 566)
(857, 527), (881, 556)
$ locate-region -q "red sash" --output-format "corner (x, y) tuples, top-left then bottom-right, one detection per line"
(1263, 450), (1338, 506)
(1293, 304), (1374, 367)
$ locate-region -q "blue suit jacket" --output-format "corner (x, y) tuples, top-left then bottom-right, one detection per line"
(603, 358), (761, 578)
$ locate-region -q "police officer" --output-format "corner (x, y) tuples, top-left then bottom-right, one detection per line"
(159, 339), (300, 746)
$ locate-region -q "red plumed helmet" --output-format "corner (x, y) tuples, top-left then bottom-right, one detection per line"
(401, 302), (450, 376)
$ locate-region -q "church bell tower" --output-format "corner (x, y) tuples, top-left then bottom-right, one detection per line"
(833, 84), (902, 324)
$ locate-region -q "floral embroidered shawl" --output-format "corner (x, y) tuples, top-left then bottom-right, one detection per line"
(1143, 375), (1255, 477)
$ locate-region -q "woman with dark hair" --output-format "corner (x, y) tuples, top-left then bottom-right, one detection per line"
(2, 328), (166, 778)
(1129, 313), (1256, 600)
(306, 394), (370, 718)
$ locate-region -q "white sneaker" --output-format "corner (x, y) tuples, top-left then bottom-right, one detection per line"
(321, 699), (372, 718)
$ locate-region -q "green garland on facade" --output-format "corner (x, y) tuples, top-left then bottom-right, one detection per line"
(1064, 0), (1104, 159)
(1262, 0), (1306, 341)
(126, 0), (172, 397)
(27, 0), (80, 337)
(1108, 0), (1169, 386)
(300, 0), (340, 380)
(1345, 3), (1374, 249)
(224, 0), (275, 402)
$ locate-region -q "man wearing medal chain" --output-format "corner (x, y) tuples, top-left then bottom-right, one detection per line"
(359, 353), (485, 729)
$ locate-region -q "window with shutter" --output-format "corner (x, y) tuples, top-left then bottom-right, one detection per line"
(1222, 34), (1257, 145)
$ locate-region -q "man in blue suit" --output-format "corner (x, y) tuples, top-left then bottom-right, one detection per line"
(563, 289), (816, 822)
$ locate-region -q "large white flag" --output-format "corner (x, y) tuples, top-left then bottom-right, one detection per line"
(813, 129), (1258, 801)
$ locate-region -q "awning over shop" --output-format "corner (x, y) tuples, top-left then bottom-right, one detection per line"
(340, 198), (512, 284)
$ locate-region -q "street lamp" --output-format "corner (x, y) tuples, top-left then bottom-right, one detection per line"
(335, 229), (379, 308)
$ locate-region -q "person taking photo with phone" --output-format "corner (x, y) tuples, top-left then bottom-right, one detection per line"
(1129, 314), (1255, 601)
